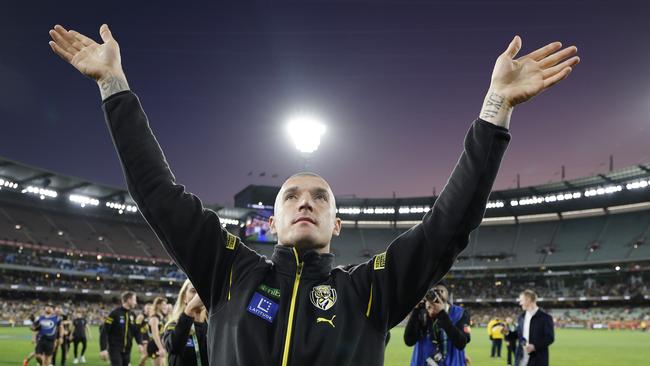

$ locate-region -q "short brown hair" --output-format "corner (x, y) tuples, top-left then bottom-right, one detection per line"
(121, 291), (136, 303)
(520, 289), (537, 302)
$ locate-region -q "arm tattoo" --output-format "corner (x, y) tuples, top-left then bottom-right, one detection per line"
(480, 91), (505, 120)
(98, 73), (130, 101)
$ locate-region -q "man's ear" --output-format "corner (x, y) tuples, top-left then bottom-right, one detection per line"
(269, 216), (277, 234)
(332, 217), (342, 236)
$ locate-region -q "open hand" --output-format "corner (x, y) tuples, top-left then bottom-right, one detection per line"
(48, 24), (124, 82)
(490, 36), (580, 107)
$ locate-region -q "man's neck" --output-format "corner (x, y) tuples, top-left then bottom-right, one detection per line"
(526, 304), (538, 313)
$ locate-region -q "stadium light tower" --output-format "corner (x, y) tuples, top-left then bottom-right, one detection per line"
(286, 114), (326, 170)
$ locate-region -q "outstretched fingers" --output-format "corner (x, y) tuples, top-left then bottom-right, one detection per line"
(69, 30), (98, 47)
(539, 46), (578, 69)
(543, 66), (572, 90)
(542, 56), (580, 79)
(48, 40), (73, 62)
(53, 25), (82, 51)
(520, 41), (562, 62)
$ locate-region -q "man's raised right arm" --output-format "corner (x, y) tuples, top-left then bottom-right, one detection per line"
(48, 24), (257, 304)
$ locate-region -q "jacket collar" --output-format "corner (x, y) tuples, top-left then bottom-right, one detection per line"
(271, 244), (334, 279)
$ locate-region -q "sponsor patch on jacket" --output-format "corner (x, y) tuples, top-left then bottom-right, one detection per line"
(310, 285), (337, 311)
(373, 252), (386, 270)
(247, 292), (279, 323)
(225, 233), (237, 250)
(185, 338), (195, 347)
(257, 284), (281, 299)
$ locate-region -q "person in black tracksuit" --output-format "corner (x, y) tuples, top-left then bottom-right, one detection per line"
(59, 313), (72, 366)
(72, 311), (89, 363)
(136, 304), (151, 366)
(145, 297), (168, 366)
(163, 280), (208, 366)
(504, 316), (518, 366)
(99, 292), (143, 366)
(50, 23), (579, 366)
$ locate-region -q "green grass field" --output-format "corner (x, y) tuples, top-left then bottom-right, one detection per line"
(1, 326), (648, 365)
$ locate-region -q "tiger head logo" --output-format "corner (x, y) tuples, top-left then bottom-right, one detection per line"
(310, 285), (337, 311)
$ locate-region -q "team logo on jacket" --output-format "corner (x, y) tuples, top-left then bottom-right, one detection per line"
(310, 285), (337, 311)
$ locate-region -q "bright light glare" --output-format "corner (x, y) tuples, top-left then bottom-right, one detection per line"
(287, 115), (326, 154)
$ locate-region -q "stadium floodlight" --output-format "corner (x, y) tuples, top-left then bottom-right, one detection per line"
(337, 207), (362, 215)
(0, 178), (19, 190)
(21, 185), (57, 199)
(220, 218), (240, 226)
(584, 185), (622, 197)
(626, 180), (650, 190)
(486, 201), (505, 209)
(287, 114), (326, 154)
(69, 194), (100, 208)
(106, 201), (138, 214)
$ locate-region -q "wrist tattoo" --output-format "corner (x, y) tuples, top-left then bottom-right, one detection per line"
(98, 73), (129, 101)
(480, 91), (506, 120)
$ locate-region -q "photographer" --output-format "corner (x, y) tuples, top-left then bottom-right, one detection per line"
(404, 283), (471, 366)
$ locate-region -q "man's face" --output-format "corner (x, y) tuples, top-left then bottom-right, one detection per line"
(270, 175), (341, 252)
(518, 294), (531, 310)
(44, 306), (53, 315)
(55, 306), (62, 315)
(126, 295), (137, 309)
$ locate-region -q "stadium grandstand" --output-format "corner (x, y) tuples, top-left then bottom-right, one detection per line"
(1, 155), (649, 330)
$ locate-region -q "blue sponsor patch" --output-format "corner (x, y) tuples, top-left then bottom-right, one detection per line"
(247, 292), (279, 323)
(185, 338), (194, 348)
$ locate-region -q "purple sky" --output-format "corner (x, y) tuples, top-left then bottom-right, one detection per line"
(1, 1), (649, 205)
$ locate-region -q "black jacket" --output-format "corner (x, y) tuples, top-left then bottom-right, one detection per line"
(102, 90), (510, 366)
(100, 306), (142, 353)
(515, 309), (554, 366)
(163, 313), (208, 366)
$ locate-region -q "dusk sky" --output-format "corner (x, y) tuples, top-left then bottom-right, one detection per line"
(1, 1), (649, 206)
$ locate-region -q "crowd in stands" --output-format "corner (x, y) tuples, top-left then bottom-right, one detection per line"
(0, 246), (185, 280)
(0, 272), (179, 294)
(448, 273), (649, 300)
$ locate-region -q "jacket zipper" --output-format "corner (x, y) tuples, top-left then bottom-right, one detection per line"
(281, 248), (303, 366)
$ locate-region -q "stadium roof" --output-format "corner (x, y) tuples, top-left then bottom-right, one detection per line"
(0, 156), (135, 205)
(2, 154), (650, 221)
(490, 163), (650, 200)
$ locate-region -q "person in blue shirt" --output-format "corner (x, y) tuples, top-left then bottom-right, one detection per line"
(404, 283), (471, 366)
(34, 303), (63, 366)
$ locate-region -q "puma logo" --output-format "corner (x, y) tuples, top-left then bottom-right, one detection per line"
(316, 315), (336, 328)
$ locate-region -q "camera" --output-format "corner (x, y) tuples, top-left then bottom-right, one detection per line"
(425, 287), (444, 304)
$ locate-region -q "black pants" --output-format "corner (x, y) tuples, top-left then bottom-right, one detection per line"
(491, 338), (502, 357)
(53, 339), (70, 366)
(108, 349), (131, 366)
(507, 342), (516, 365)
(73, 337), (87, 358)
